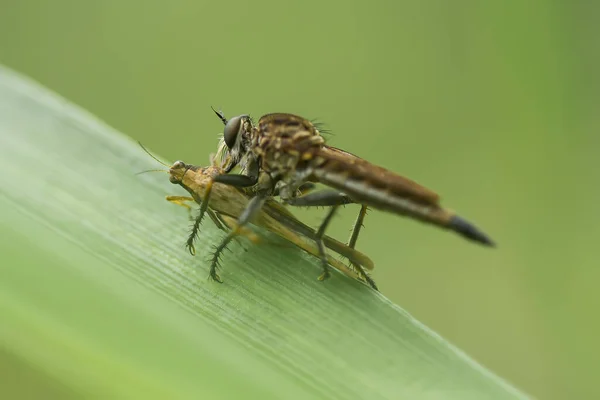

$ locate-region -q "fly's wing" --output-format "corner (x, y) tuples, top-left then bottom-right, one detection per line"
(316, 146), (440, 206)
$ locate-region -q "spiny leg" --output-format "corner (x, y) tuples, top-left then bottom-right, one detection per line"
(166, 195), (224, 229)
(167, 195), (228, 250)
(192, 179), (214, 235)
(314, 205), (340, 282)
(186, 208), (204, 255)
(186, 209), (228, 254)
(209, 194), (267, 282)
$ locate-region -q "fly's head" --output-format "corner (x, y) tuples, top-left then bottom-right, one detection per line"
(218, 114), (254, 172)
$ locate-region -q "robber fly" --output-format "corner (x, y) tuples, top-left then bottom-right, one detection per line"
(140, 146), (377, 288)
(203, 110), (495, 279)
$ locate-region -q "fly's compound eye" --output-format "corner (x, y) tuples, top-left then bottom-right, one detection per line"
(223, 115), (248, 149)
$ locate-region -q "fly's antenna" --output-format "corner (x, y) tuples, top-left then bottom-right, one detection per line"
(211, 106), (228, 125)
(138, 141), (170, 167)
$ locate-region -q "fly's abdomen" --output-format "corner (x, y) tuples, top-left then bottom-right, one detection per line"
(312, 162), (452, 225)
(310, 147), (495, 246)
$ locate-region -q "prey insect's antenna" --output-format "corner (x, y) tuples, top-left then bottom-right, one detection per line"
(135, 169), (168, 175)
(138, 141), (170, 167)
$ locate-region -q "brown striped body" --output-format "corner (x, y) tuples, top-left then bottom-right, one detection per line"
(218, 111), (494, 246)
(252, 113), (454, 229)
(253, 113), (325, 175)
(310, 146), (455, 227)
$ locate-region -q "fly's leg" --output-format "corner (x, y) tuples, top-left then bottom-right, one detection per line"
(209, 193), (267, 282)
(273, 182), (316, 197)
(345, 204), (377, 289)
(348, 205), (368, 249)
(314, 205), (339, 282)
(285, 190), (376, 288)
(297, 182), (317, 196)
(284, 189), (355, 207)
(322, 236), (378, 290)
(335, 206), (376, 288)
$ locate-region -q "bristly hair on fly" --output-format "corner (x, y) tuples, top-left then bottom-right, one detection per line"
(310, 118), (333, 139)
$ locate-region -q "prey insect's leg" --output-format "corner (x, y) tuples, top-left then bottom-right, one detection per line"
(193, 173), (258, 238)
(209, 193), (267, 282)
(166, 195), (195, 213)
(217, 214), (261, 244)
(207, 209), (226, 231)
(186, 208), (227, 253)
(167, 195), (226, 248)
(186, 208), (204, 255)
(192, 179), (214, 235)
(314, 205), (340, 282)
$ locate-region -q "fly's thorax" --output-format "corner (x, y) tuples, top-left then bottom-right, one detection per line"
(255, 130), (325, 179)
(257, 113), (320, 138)
(259, 139), (301, 176)
(254, 113), (324, 156)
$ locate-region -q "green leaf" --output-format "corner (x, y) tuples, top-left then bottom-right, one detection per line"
(0, 64), (529, 399)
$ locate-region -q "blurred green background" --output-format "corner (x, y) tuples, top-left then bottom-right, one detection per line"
(1, 1), (598, 398)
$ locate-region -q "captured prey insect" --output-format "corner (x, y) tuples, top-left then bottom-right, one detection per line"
(141, 148), (378, 288)
(167, 160), (377, 288)
(203, 110), (495, 278)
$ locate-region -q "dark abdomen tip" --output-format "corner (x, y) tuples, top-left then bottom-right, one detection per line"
(449, 215), (496, 247)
